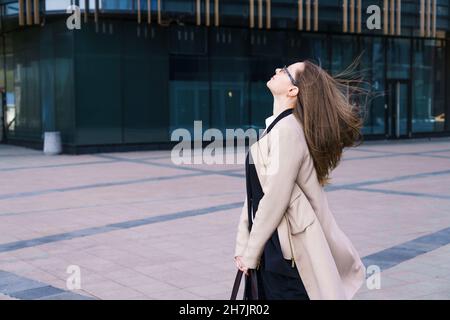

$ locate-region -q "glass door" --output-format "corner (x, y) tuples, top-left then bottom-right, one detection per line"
(386, 80), (410, 139)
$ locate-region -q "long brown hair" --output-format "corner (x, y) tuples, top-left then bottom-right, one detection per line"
(292, 56), (370, 187)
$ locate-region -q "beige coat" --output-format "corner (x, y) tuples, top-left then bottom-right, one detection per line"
(234, 112), (366, 300)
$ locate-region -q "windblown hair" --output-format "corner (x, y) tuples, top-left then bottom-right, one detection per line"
(291, 55), (370, 187)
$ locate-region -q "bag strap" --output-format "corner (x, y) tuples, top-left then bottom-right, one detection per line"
(230, 269), (260, 300)
(250, 270), (259, 299)
(230, 269), (243, 300)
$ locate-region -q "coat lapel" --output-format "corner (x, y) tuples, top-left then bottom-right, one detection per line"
(249, 108), (293, 188)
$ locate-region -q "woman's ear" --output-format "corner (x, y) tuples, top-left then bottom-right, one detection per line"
(288, 86), (299, 98)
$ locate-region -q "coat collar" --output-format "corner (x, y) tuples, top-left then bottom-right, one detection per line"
(260, 108), (294, 139)
(264, 107), (294, 129)
(264, 114), (277, 129)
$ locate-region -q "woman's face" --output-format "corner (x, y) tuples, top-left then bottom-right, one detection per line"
(267, 62), (305, 96)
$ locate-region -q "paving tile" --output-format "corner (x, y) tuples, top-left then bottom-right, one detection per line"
(1, 140), (450, 299)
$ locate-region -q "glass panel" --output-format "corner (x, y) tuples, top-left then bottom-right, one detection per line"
(387, 81), (408, 138)
(210, 28), (250, 132)
(361, 36), (385, 135)
(287, 33), (329, 69)
(330, 35), (357, 75)
(219, 0), (252, 28)
(74, 22), (122, 145)
(169, 26), (207, 55)
(53, 22), (76, 145)
(5, 30), (42, 141)
(271, 0), (300, 29)
(387, 38), (410, 80)
(5, 3), (19, 16)
(249, 57), (272, 131)
(100, 0), (133, 11)
(162, 0), (196, 25)
(122, 22), (170, 143)
(169, 55), (209, 137)
(2, 33), (15, 135)
(397, 83), (408, 136)
(412, 39), (446, 133)
(46, 0), (72, 11)
(317, 0), (343, 32)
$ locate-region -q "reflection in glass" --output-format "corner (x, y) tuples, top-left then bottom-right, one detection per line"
(412, 39), (445, 133)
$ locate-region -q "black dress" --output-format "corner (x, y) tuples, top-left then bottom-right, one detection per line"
(243, 108), (309, 300)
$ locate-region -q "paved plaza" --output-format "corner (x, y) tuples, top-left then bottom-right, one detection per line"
(0, 138), (449, 300)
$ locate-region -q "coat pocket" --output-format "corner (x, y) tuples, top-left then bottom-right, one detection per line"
(287, 185), (316, 235)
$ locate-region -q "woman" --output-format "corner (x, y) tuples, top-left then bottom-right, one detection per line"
(234, 60), (367, 300)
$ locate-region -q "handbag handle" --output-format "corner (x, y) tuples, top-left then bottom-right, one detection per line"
(230, 269), (259, 300)
(230, 269), (243, 300)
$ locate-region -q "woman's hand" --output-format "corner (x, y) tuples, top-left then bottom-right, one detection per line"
(234, 256), (249, 276)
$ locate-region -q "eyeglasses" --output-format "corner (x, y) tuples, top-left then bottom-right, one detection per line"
(281, 65), (302, 107)
(282, 65), (298, 86)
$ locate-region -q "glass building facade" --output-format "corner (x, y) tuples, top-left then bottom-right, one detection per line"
(0, 0), (449, 153)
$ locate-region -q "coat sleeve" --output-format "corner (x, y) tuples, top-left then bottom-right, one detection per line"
(234, 196), (250, 258)
(241, 125), (305, 268)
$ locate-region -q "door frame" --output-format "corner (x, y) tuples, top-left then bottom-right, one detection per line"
(385, 79), (412, 139)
